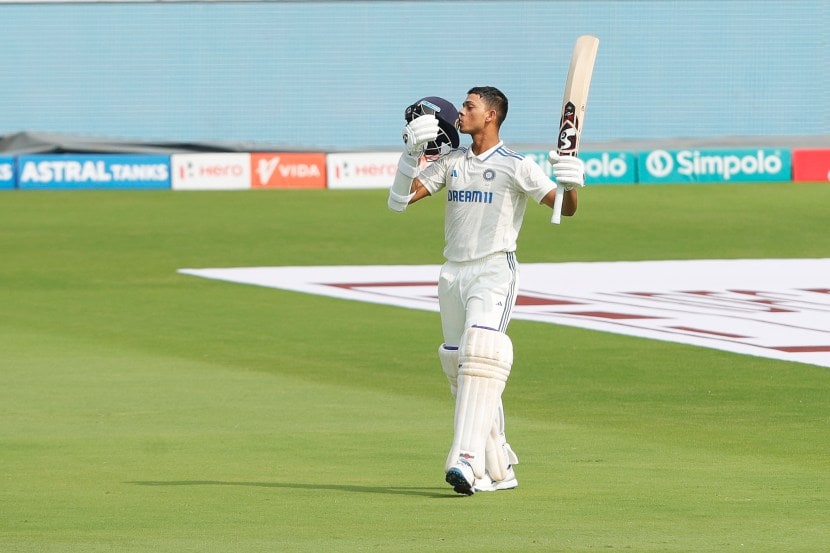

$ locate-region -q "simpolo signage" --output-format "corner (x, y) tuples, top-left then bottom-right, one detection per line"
(577, 151), (637, 185)
(638, 148), (791, 184)
(17, 154), (171, 190)
(521, 150), (637, 185)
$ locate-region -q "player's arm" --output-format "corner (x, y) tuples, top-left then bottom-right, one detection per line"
(388, 115), (440, 212)
(541, 186), (577, 216)
(409, 178), (431, 204)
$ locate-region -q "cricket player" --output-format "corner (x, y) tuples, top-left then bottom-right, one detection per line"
(388, 87), (584, 495)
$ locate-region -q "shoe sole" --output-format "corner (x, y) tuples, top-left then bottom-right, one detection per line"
(494, 478), (518, 491)
(445, 468), (474, 496)
(475, 479), (518, 492)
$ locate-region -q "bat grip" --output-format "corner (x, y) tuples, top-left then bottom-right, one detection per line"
(551, 186), (564, 224)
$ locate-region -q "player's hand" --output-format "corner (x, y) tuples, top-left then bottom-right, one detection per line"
(402, 114), (440, 157)
(548, 151), (585, 191)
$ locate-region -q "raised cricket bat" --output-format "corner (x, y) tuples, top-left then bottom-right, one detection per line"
(552, 35), (599, 224)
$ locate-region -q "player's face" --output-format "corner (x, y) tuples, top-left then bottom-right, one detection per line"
(458, 94), (492, 135)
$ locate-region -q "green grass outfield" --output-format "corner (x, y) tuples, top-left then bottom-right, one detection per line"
(1, 183), (828, 552)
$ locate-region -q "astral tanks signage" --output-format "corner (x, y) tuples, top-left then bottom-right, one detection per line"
(0, 157), (14, 189)
(17, 154), (170, 190)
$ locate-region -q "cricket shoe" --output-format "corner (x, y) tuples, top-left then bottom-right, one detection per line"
(474, 466), (518, 492)
(445, 458), (476, 496)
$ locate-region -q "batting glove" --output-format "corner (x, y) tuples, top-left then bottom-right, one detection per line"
(548, 151), (585, 191)
(402, 114), (440, 158)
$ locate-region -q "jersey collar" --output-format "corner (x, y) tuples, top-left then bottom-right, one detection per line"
(467, 141), (504, 161)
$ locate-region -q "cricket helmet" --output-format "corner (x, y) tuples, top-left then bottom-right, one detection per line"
(405, 96), (460, 156)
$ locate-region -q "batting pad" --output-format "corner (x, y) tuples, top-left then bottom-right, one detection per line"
(446, 327), (513, 478)
(485, 403), (520, 482)
(438, 344), (459, 397)
(440, 342), (516, 481)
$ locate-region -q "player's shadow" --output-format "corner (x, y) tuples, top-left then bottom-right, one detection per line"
(127, 480), (454, 499)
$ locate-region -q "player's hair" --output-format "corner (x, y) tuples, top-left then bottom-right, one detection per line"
(468, 86), (508, 128)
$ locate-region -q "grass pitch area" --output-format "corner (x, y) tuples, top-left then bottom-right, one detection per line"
(1, 184), (828, 552)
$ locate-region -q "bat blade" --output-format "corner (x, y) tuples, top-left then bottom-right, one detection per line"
(552, 35), (599, 224)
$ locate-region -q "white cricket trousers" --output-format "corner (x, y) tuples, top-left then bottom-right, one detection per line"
(437, 251), (519, 346)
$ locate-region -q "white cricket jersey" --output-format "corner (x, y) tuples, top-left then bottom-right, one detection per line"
(418, 141), (555, 262)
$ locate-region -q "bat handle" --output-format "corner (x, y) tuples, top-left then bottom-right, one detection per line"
(551, 186), (564, 225)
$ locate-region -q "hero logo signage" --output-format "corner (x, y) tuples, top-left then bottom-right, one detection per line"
(251, 153), (326, 189)
(171, 153), (251, 190)
(640, 148), (790, 183)
(17, 155), (170, 190)
(326, 152), (400, 189)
